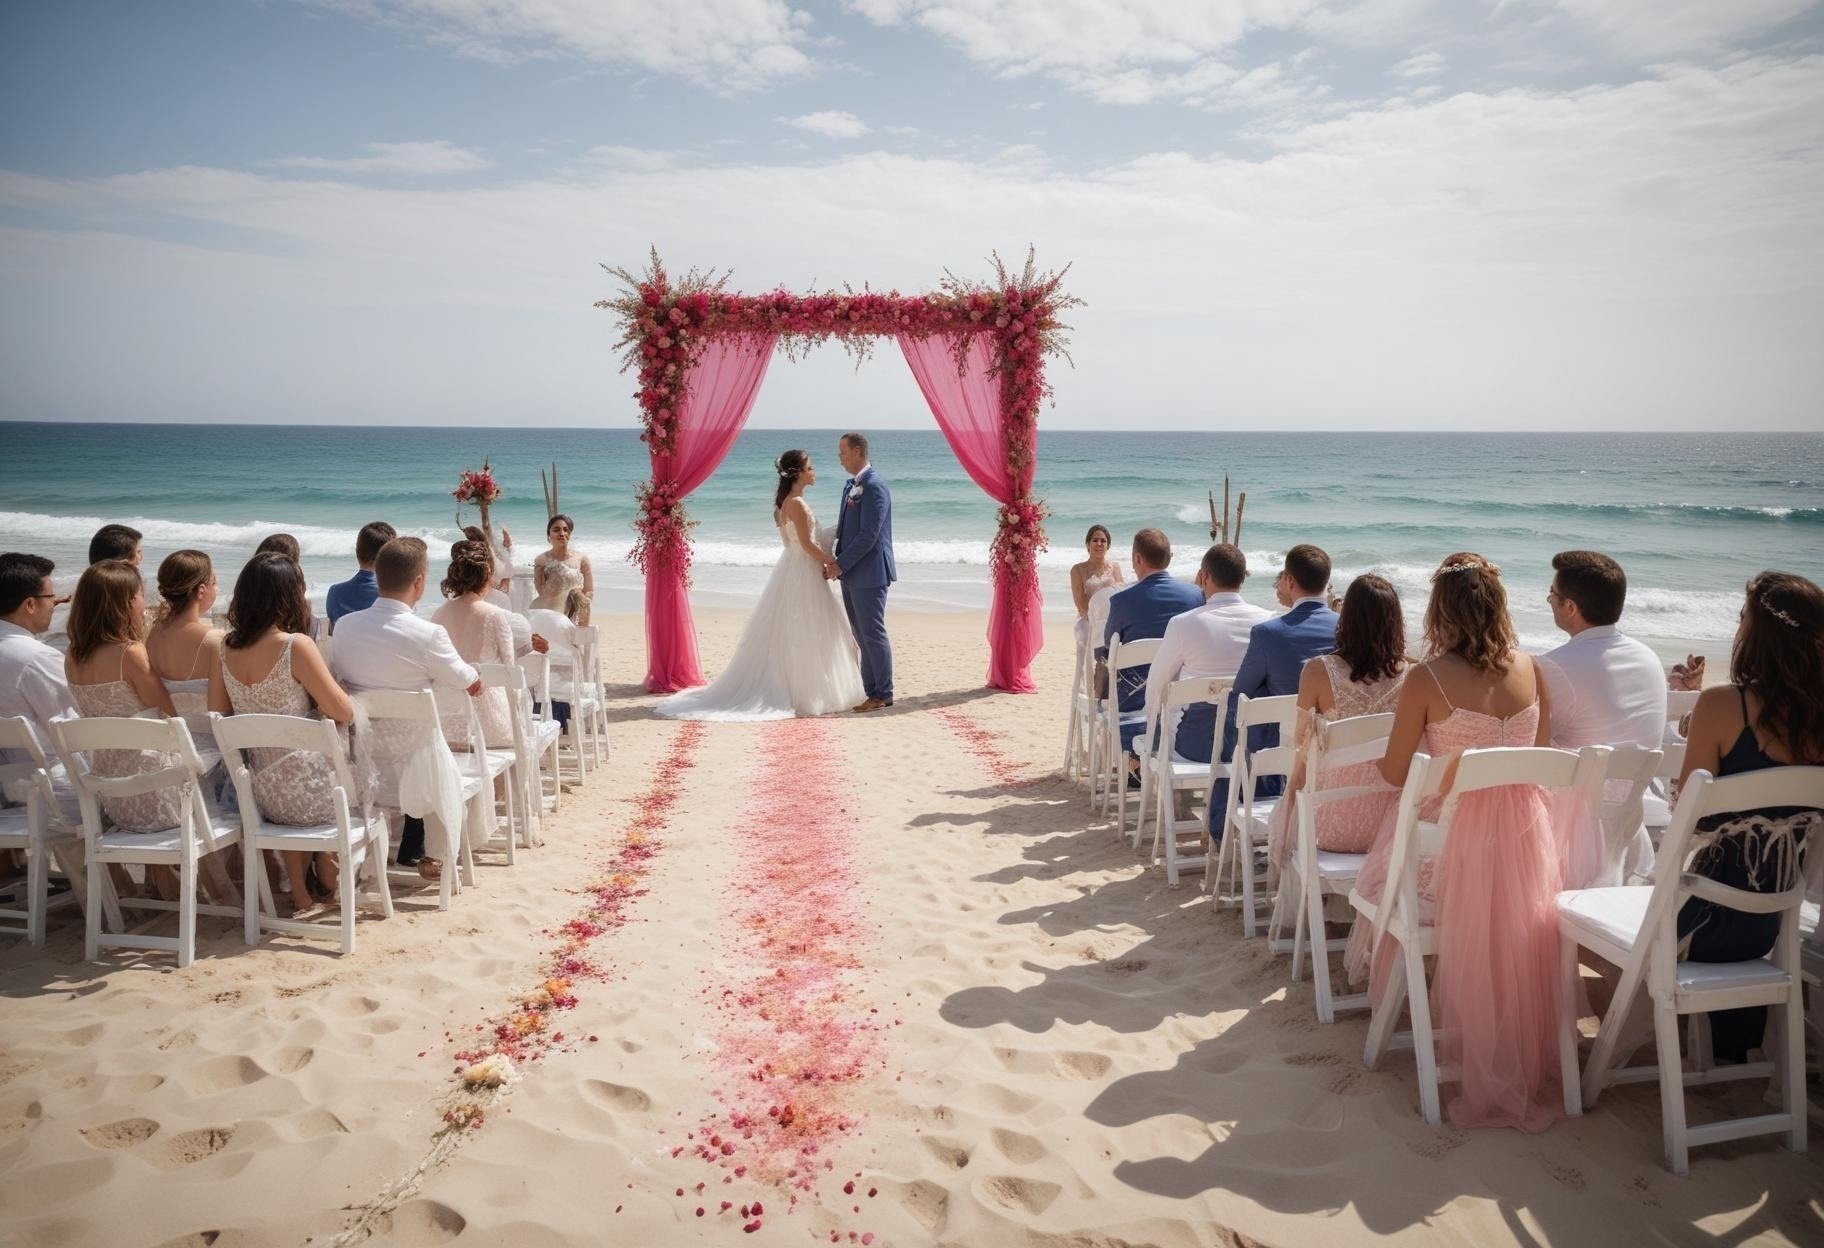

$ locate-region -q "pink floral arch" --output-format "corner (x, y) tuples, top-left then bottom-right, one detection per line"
(598, 249), (1080, 697)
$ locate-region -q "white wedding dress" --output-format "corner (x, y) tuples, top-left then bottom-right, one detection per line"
(655, 506), (865, 721)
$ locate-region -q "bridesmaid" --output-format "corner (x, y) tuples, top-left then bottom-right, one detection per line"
(1069, 524), (1125, 649)
(531, 514), (592, 621)
(145, 550), (221, 717)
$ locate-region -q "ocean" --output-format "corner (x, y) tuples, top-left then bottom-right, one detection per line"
(4, 423), (1820, 664)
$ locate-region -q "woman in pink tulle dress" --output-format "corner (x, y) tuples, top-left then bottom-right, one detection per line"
(1342, 553), (1568, 1132)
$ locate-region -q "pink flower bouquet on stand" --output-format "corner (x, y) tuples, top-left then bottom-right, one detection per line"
(453, 460), (503, 530)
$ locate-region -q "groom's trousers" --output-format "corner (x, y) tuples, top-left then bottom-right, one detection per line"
(841, 580), (893, 703)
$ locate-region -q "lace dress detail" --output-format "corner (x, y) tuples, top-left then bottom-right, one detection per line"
(221, 636), (342, 827)
(431, 599), (516, 748)
(531, 552), (586, 612)
(656, 506), (864, 721)
(69, 651), (184, 833)
(1267, 657), (1406, 867)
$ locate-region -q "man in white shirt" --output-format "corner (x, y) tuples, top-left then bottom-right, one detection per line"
(0, 552), (77, 773)
(331, 537), (480, 868)
(1144, 544), (1272, 764)
(1538, 550), (1668, 884)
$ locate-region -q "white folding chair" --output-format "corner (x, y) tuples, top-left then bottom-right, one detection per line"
(1063, 625), (1095, 783)
(1358, 744), (1609, 1124)
(516, 652), (566, 817)
(211, 712), (393, 955)
(351, 689), (484, 910)
(1100, 635), (1160, 827)
(1801, 868), (1822, 1125)
(1596, 744), (1663, 887)
(1268, 712), (1395, 1023)
(572, 624), (609, 771)
(1138, 676), (1232, 883)
(1558, 765), (1823, 1172)
(431, 685), (520, 867)
(479, 661), (550, 848)
(0, 717), (87, 946)
(1211, 693), (1299, 937)
(1081, 587), (1118, 804)
(51, 715), (244, 968)
(1645, 691), (1702, 839)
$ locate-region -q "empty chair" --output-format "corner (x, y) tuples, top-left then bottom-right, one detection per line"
(52, 715), (243, 967)
(571, 624), (609, 772)
(212, 712), (393, 954)
(1559, 765), (1823, 1172)
(516, 652), (565, 817)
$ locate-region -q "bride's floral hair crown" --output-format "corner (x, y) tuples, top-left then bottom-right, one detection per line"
(1434, 558), (1500, 579)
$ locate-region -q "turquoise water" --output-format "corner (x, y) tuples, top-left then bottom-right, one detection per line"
(3, 423), (1821, 660)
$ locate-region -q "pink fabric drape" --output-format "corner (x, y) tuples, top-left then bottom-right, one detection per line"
(643, 333), (777, 692)
(898, 333), (1043, 693)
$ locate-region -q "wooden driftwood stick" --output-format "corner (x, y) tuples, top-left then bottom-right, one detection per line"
(540, 464), (559, 518)
(1222, 475), (1232, 544)
(1233, 491), (1247, 547)
(1208, 490), (1219, 541)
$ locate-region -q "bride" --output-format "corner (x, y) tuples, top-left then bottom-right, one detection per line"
(656, 449), (865, 720)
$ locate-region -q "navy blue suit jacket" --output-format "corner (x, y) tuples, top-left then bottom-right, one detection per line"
(1100, 572), (1205, 716)
(1218, 599), (1339, 791)
(835, 467), (896, 590)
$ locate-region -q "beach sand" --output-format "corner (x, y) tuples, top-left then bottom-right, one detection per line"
(1, 609), (1818, 1248)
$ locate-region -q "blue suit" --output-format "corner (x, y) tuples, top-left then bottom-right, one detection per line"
(1211, 599), (1338, 824)
(835, 466), (896, 702)
(325, 568), (378, 629)
(1100, 571), (1204, 751)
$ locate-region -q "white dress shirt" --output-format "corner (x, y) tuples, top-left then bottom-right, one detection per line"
(329, 598), (478, 695)
(1143, 592), (1273, 728)
(1540, 623), (1667, 884)
(0, 619), (76, 760)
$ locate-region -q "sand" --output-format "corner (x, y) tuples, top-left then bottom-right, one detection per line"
(1, 609), (1819, 1248)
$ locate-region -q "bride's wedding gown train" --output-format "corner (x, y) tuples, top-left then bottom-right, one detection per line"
(656, 509), (865, 721)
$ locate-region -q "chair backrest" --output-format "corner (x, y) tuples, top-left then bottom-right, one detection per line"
(210, 712), (357, 826)
(1086, 585), (1118, 641)
(1108, 635), (1162, 676)
(1298, 711), (1395, 801)
(517, 652), (553, 719)
(349, 689), (448, 808)
(1156, 675), (1232, 758)
(1229, 693), (1299, 814)
(1638, 766), (1824, 961)
(477, 662), (533, 750)
(429, 684), (486, 752)
(0, 715), (51, 776)
(1598, 744), (1662, 867)
(573, 625), (601, 689)
(50, 713), (207, 836)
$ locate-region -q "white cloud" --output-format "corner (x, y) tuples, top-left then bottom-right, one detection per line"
(579, 145), (678, 171)
(785, 110), (871, 138)
(3, 56), (1820, 429)
(1393, 50), (1443, 77)
(1551, 0), (1818, 58)
(320, 0), (815, 90)
(269, 140), (492, 174)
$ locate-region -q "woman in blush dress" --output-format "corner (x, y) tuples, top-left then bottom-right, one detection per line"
(208, 552), (355, 913)
(531, 514), (592, 621)
(1342, 553), (1570, 1133)
(1672, 570), (1823, 1063)
(1069, 525), (1125, 650)
(145, 550), (222, 719)
(431, 540), (527, 749)
(1268, 573), (1409, 868)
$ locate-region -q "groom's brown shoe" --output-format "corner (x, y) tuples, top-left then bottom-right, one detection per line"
(853, 697), (889, 712)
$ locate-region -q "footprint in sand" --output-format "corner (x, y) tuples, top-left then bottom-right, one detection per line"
(1283, 1051), (1345, 1068)
(385, 1198), (467, 1245)
(1537, 1153), (1588, 1192)
(269, 1046), (314, 1075)
(920, 1135), (972, 1169)
(80, 1117), (160, 1149)
(992, 1047), (1112, 1081)
(978, 1174), (1062, 1216)
(990, 1128), (1047, 1164)
(579, 1079), (652, 1113)
(189, 1055), (269, 1094)
(157, 1028), (199, 1053)
(157, 1125), (236, 1167)
(892, 1179), (950, 1233)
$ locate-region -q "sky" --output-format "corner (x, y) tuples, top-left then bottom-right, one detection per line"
(1, 0), (1821, 431)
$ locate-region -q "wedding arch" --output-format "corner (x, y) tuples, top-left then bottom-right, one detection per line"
(598, 248), (1081, 696)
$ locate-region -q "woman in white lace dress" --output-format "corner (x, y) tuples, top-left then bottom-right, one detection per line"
(208, 552), (355, 914)
(432, 540), (534, 749)
(531, 513), (592, 621)
(656, 450), (864, 721)
(1070, 524), (1125, 650)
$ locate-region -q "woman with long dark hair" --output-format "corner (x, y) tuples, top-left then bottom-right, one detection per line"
(1674, 570), (1824, 1061)
(207, 552), (355, 910)
(531, 513), (592, 620)
(655, 449), (864, 720)
(1269, 573), (1409, 866)
(1069, 524), (1125, 649)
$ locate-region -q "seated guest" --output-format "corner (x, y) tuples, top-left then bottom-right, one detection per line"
(1098, 528), (1203, 769)
(462, 524), (517, 609)
(1142, 543), (1269, 763)
(64, 560), (182, 833)
(1538, 549), (1667, 884)
(526, 589), (585, 732)
(0, 552), (77, 784)
(145, 550), (221, 716)
(208, 552), (354, 915)
(432, 540), (527, 749)
(88, 524), (142, 568)
(331, 537), (480, 878)
(1213, 543), (1340, 817)
(1268, 573), (1408, 867)
(1674, 570), (1822, 1063)
(1070, 524), (1125, 651)
(254, 533), (314, 636)
(327, 521), (396, 631)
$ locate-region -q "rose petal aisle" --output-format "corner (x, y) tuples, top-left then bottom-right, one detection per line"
(673, 718), (893, 1240)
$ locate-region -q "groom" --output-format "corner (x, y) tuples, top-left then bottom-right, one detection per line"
(829, 431), (896, 711)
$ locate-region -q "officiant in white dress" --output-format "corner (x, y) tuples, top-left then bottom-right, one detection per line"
(655, 450), (864, 721)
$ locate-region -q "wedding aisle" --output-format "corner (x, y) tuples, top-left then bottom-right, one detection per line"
(1, 611), (1818, 1248)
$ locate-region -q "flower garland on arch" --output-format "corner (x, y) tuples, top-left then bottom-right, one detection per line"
(597, 248), (1081, 607)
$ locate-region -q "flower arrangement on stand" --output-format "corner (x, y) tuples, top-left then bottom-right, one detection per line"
(453, 459), (502, 530)
(631, 478), (696, 583)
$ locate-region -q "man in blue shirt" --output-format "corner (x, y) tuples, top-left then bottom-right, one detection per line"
(1099, 528), (1204, 780)
(325, 521), (395, 632)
